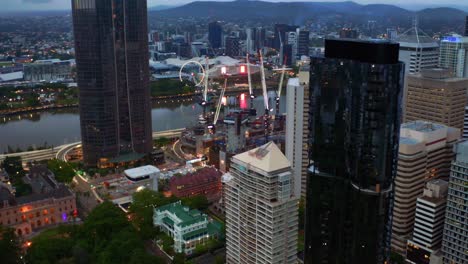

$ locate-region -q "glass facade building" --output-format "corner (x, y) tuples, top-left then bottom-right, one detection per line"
(305, 39), (404, 263)
(208, 21), (222, 49)
(72, 0), (152, 166)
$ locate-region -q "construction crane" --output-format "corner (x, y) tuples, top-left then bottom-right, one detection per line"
(273, 63), (292, 115)
(199, 57), (210, 124)
(208, 78), (227, 133)
(246, 53), (255, 108)
(258, 49), (271, 142)
(207, 70), (228, 133)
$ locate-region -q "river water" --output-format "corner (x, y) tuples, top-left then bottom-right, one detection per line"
(0, 92), (285, 153)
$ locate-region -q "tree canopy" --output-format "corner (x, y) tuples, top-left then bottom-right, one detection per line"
(26, 201), (164, 264)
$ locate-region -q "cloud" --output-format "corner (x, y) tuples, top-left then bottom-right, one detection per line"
(22, 0), (52, 3)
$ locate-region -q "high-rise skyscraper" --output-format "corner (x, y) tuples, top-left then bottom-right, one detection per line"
(296, 29), (310, 57)
(285, 75), (309, 198)
(305, 39), (404, 263)
(397, 24), (439, 74)
(208, 21), (223, 49)
(406, 179), (448, 264)
(287, 32), (297, 65)
(439, 34), (468, 78)
(392, 121), (459, 254)
(72, 0), (152, 166)
(441, 141), (468, 264)
(224, 142), (298, 264)
(245, 28), (255, 54)
(339, 28), (359, 39)
(225, 36), (240, 57)
(274, 24), (298, 50)
(404, 69), (468, 131)
(464, 16), (468, 37)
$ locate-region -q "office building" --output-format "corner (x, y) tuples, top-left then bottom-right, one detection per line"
(296, 29), (310, 57)
(225, 36), (240, 57)
(255, 27), (266, 51)
(287, 32), (297, 64)
(280, 44), (293, 66)
(305, 39), (404, 263)
(223, 111), (249, 153)
(0, 167), (76, 236)
(169, 167), (222, 199)
(439, 34), (468, 78)
(208, 21), (223, 49)
(245, 28), (255, 54)
(274, 24), (298, 50)
(404, 69), (468, 130)
(153, 201), (223, 254)
(464, 106), (468, 139)
(406, 180), (448, 264)
(285, 77), (309, 198)
(392, 121), (459, 254)
(465, 16), (468, 37)
(72, 0), (152, 166)
(224, 142), (298, 264)
(397, 25), (439, 74)
(23, 59), (73, 82)
(387, 28), (398, 40)
(441, 141), (468, 264)
(339, 28), (359, 39)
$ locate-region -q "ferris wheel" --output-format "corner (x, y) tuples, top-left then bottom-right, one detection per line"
(179, 60), (206, 87)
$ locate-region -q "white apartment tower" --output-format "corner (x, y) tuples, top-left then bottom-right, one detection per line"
(391, 121), (460, 254)
(441, 141), (468, 264)
(397, 22), (439, 74)
(285, 75), (309, 198)
(406, 180), (448, 264)
(224, 142), (298, 264)
(439, 34), (468, 78)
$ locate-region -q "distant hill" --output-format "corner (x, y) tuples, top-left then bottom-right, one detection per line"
(150, 0), (467, 33)
(148, 5), (181, 11)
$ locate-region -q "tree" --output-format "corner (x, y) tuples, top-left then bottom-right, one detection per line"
(0, 226), (21, 264)
(130, 189), (177, 238)
(390, 252), (405, 264)
(2, 156), (24, 176)
(172, 253), (186, 264)
(181, 195), (209, 211)
(25, 95), (40, 107)
(215, 255), (225, 264)
(47, 159), (76, 183)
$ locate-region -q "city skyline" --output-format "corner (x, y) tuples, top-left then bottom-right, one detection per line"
(1, 0), (467, 12)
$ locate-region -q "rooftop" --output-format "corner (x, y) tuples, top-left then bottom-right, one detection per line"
(233, 142), (291, 173)
(124, 165), (160, 179)
(170, 167), (221, 189)
(16, 184), (73, 205)
(399, 137), (420, 145)
(397, 25), (438, 45)
(401, 121), (446, 133)
(287, 78), (300, 87)
(155, 201), (207, 227)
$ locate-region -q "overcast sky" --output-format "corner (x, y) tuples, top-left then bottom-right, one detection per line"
(1, 0), (464, 12)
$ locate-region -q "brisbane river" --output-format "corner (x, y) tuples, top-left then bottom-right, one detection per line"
(0, 92), (285, 153)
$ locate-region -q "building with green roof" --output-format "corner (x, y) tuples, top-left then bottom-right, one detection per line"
(153, 201), (222, 254)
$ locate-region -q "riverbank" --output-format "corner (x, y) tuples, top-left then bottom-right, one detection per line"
(0, 86), (272, 117)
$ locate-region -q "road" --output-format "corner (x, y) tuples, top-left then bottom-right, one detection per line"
(0, 128), (186, 163)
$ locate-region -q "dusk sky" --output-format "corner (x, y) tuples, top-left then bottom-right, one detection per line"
(1, 0), (464, 12)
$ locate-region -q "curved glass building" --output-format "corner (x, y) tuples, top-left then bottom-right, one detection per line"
(305, 39), (404, 263)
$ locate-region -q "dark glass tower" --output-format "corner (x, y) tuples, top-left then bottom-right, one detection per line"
(465, 16), (468, 37)
(208, 21), (222, 49)
(297, 29), (310, 57)
(72, 0), (152, 166)
(305, 39), (404, 263)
